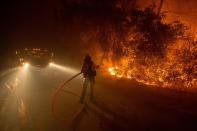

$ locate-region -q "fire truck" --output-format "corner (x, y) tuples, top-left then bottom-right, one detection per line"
(16, 48), (54, 68)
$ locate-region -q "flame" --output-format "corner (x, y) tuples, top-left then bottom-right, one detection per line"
(108, 66), (159, 86)
(108, 68), (113, 72)
(105, 31), (197, 89)
(111, 72), (116, 76)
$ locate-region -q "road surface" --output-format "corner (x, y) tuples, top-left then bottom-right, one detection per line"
(0, 66), (197, 131)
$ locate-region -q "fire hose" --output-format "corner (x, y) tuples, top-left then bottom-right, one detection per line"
(52, 72), (85, 121)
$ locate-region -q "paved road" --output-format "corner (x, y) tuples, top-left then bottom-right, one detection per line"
(0, 66), (197, 131)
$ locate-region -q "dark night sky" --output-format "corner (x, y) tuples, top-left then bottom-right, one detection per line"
(1, 0), (59, 50)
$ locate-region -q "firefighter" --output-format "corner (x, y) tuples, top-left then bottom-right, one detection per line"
(80, 54), (98, 103)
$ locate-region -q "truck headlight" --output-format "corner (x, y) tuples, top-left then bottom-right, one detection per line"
(49, 62), (54, 66)
(24, 63), (29, 68)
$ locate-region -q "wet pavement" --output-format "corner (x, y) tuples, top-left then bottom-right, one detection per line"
(0, 66), (98, 131)
(1, 66), (197, 131)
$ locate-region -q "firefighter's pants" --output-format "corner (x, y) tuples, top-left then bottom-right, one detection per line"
(80, 77), (94, 103)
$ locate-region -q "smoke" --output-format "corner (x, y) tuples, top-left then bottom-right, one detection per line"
(151, 0), (197, 31)
(131, 0), (197, 31)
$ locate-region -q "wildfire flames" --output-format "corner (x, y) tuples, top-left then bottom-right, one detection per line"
(71, 1), (197, 89)
(108, 66), (158, 86)
(106, 31), (197, 89)
(101, 4), (197, 89)
(107, 38), (197, 89)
